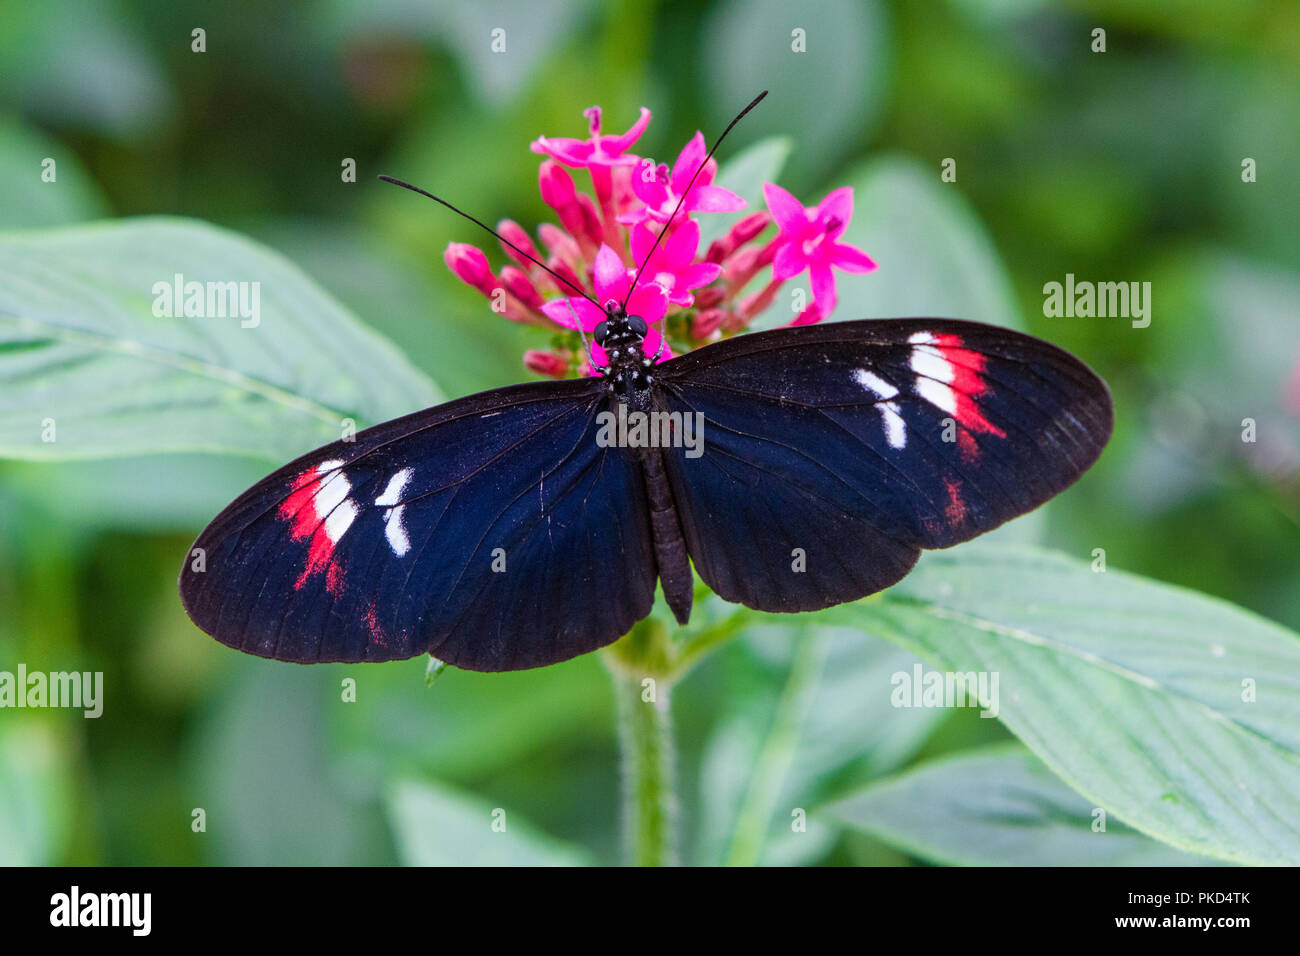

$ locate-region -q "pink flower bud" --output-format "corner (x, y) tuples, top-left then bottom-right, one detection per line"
(497, 219), (540, 269)
(523, 349), (569, 378)
(538, 223), (581, 263)
(444, 242), (496, 296)
(501, 266), (544, 310)
(538, 160), (577, 212)
(755, 236), (779, 267)
(723, 245), (761, 286)
(575, 194), (605, 248)
(737, 278), (782, 320)
(694, 286), (725, 309)
(692, 307), (728, 339)
(728, 211), (772, 246)
(705, 211), (772, 264)
(547, 256), (584, 296)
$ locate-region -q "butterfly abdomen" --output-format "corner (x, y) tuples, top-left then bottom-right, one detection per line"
(640, 446), (693, 625)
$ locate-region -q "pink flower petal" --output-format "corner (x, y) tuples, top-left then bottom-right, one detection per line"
(817, 187), (854, 232)
(592, 245), (629, 301)
(671, 132), (708, 192)
(676, 262), (724, 289)
(541, 296), (603, 331)
(605, 107), (652, 155)
(643, 327), (673, 362)
(771, 241), (807, 280)
(627, 283), (668, 323)
(809, 262), (837, 313)
(629, 221), (657, 268)
(689, 183), (747, 213)
(829, 242), (877, 273)
(661, 218), (701, 268)
(763, 182), (810, 236)
(786, 302), (824, 327)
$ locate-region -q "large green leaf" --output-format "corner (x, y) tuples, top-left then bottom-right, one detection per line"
(827, 744), (1221, 866)
(831, 545), (1300, 865)
(0, 217), (439, 461)
(387, 777), (590, 866)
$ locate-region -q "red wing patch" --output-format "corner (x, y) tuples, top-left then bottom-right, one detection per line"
(277, 460), (356, 593)
(908, 331), (1007, 461)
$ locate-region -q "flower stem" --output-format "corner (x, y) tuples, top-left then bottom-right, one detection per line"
(613, 669), (677, 866)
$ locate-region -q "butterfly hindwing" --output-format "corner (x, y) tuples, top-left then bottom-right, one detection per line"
(652, 318), (1113, 612)
(179, 378), (657, 671)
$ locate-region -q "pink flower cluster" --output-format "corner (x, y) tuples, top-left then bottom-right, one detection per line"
(443, 105), (877, 378)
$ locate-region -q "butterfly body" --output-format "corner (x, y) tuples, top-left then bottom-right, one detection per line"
(592, 301), (696, 626)
(180, 316), (1112, 672)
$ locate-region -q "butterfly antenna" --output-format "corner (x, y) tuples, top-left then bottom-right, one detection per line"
(621, 89), (768, 312)
(378, 174), (601, 308)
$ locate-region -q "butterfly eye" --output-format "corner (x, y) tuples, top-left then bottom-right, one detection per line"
(628, 315), (647, 337)
(594, 320), (610, 345)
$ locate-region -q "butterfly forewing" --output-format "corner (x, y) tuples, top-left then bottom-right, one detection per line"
(652, 318), (1112, 612)
(179, 378), (657, 671)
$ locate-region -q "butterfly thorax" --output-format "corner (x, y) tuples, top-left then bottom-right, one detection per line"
(594, 301), (653, 403)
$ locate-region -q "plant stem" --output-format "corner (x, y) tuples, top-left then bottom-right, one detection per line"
(612, 668), (677, 866)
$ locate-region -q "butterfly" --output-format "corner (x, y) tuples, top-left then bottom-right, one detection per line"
(179, 93), (1113, 672)
(180, 308), (1112, 671)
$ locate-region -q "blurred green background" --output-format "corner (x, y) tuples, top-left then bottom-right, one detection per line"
(1, 0), (1297, 866)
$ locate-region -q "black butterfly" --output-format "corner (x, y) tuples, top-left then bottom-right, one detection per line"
(180, 308), (1112, 671)
(179, 92), (1113, 671)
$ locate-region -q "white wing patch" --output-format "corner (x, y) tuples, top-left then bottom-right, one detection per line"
(853, 368), (907, 449)
(908, 332), (958, 417)
(375, 467), (413, 557)
(314, 466), (358, 543)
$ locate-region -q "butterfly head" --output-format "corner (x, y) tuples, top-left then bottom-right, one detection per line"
(594, 300), (654, 395)
(594, 299), (648, 354)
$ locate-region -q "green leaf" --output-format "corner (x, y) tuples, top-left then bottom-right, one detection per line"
(830, 544), (1300, 865)
(387, 777), (591, 866)
(253, 219), (524, 399)
(827, 744), (1222, 866)
(0, 722), (74, 865)
(0, 217), (439, 461)
(0, 454), (270, 530)
(0, 0), (173, 138)
(701, 0), (890, 184)
(835, 154), (1026, 332)
(698, 626), (951, 865)
(329, 652), (612, 782)
(696, 136), (792, 250)
(189, 663), (391, 865)
(322, 0), (596, 106)
(0, 118), (109, 228)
